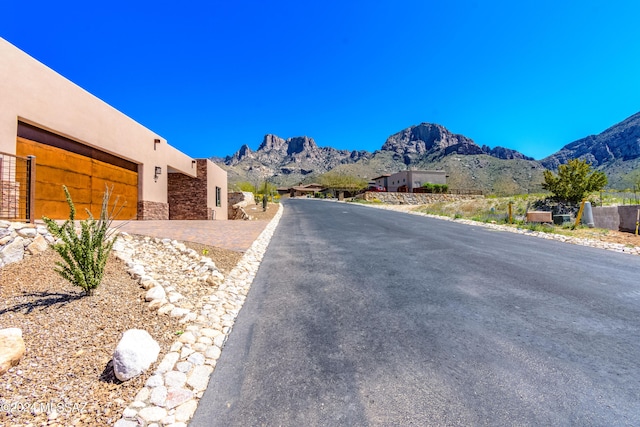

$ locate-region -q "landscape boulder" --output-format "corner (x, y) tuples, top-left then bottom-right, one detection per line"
(0, 236), (25, 265)
(112, 329), (160, 381)
(27, 234), (49, 255)
(0, 328), (26, 376)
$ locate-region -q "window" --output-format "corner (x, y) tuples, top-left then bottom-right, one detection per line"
(215, 186), (221, 207)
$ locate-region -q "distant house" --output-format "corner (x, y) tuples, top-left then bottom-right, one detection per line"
(289, 183), (325, 197)
(387, 170), (446, 192)
(276, 187), (291, 197)
(372, 174), (391, 190)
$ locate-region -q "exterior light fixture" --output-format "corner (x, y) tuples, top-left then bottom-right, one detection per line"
(154, 138), (161, 150)
(192, 160), (197, 167)
(154, 166), (162, 182)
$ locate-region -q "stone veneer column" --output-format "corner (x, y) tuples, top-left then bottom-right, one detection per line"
(137, 201), (169, 220)
(167, 160), (209, 220)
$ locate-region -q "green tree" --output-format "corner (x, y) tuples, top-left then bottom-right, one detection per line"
(542, 159), (608, 204)
(42, 186), (122, 295)
(257, 181), (277, 196)
(233, 181), (257, 193)
(319, 172), (367, 194)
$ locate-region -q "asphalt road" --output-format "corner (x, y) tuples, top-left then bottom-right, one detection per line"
(191, 199), (640, 426)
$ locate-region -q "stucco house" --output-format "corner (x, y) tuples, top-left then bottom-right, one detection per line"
(386, 170), (446, 192)
(288, 183), (325, 197)
(0, 38), (226, 221)
(372, 174), (391, 190)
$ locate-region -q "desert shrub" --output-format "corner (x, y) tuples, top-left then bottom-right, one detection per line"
(421, 182), (435, 192)
(42, 186), (122, 296)
(433, 184), (449, 193)
(542, 159), (607, 204)
(422, 183), (449, 194)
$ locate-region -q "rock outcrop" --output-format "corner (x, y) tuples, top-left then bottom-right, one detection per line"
(224, 134), (369, 170)
(541, 111), (640, 169)
(228, 192), (255, 220)
(380, 123), (479, 158)
(380, 123), (533, 163)
(222, 134), (371, 186)
(482, 145), (534, 160)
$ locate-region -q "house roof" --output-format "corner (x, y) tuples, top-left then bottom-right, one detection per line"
(372, 174), (391, 180)
(291, 186), (319, 192)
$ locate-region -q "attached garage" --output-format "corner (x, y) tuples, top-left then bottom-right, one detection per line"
(16, 122), (138, 220)
(1, 38), (227, 221)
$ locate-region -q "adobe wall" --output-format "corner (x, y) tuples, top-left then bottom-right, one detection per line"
(205, 160), (228, 221)
(0, 37), (196, 207)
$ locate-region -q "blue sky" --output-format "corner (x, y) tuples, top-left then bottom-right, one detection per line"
(2, 1), (639, 160)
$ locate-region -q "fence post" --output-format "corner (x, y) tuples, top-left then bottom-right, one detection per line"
(574, 199), (586, 228)
(27, 155), (36, 223)
(510, 202), (514, 222)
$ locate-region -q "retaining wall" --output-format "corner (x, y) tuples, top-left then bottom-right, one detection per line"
(360, 192), (483, 205)
(593, 205), (640, 233)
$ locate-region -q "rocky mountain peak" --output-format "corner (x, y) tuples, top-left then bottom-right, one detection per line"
(379, 122), (535, 163)
(287, 136), (317, 155)
(381, 123), (454, 155)
(258, 134), (287, 152)
(482, 145), (534, 161)
(541, 111), (640, 169)
(224, 144), (253, 163)
(222, 133), (367, 178)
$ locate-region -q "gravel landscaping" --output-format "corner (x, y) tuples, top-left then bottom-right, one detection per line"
(0, 235), (246, 426)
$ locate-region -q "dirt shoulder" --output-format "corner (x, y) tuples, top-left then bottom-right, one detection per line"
(365, 201), (640, 249)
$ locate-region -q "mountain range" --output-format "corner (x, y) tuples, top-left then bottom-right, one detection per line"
(213, 112), (640, 194)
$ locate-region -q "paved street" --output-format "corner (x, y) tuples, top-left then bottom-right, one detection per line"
(191, 199), (640, 426)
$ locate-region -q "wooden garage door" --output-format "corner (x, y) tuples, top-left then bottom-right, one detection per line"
(17, 137), (138, 220)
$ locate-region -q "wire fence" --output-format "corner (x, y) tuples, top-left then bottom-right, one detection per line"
(0, 152), (35, 222)
(597, 190), (640, 206)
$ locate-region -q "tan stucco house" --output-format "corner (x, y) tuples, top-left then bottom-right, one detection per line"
(0, 38), (226, 221)
(289, 183), (325, 197)
(387, 170), (446, 192)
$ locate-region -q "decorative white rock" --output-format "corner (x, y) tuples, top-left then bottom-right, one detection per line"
(0, 328), (25, 375)
(145, 286), (167, 302)
(113, 329), (160, 381)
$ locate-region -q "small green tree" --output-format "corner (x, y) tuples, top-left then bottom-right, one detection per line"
(42, 186), (122, 295)
(233, 181), (257, 193)
(422, 182), (435, 192)
(318, 172), (367, 193)
(542, 159), (607, 204)
(421, 183), (449, 193)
